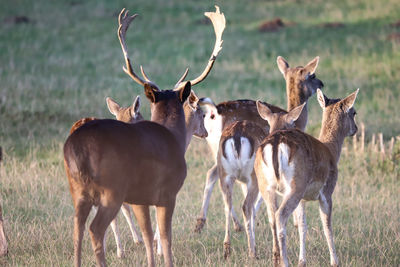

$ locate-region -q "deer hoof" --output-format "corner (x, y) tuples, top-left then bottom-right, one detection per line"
(194, 218), (206, 233)
(223, 242), (231, 259)
(117, 250), (125, 258)
(234, 223), (244, 232)
(273, 252), (280, 267)
(298, 259), (306, 267)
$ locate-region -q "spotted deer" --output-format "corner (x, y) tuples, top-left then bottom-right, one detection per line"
(254, 89), (359, 267)
(64, 6), (224, 267)
(218, 102), (305, 259)
(195, 56), (324, 233)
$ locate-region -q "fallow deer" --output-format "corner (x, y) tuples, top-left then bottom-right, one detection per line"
(69, 96), (145, 256)
(218, 102), (306, 259)
(107, 92), (208, 258)
(195, 56), (324, 233)
(64, 6), (225, 267)
(70, 93), (207, 258)
(254, 89), (359, 267)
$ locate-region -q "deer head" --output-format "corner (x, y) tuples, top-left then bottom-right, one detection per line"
(277, 56), (324, 110)
(256, 101), (306, 133)
(117, 7), (225, 138)
(317, 88), (359, 139)
(106, 95), (143, 123)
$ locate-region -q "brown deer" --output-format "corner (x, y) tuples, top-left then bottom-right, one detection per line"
(64, 6), (225, 267)
(218, 102), (306, 259)
(107, 93), (207, 257)
(195, 56), (323, 233)
(254, 89), (359, 267)
(68, 97), (145, 257)
(70, 92), (207, 258)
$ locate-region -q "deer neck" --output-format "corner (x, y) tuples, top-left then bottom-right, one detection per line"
(318, 115), (347, 163)
(151, 103), (187, 153)
(286, 80), (309, 131)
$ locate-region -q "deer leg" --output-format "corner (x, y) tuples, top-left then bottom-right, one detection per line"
(241, 178), (258, 259)
(73, 198), (92, 267)
(89, 201), (121, 267)
(156, 199), (176, 267)
(153, 209), (163, 256)
(131, 204), (155, 267)
(319, 192), (339, 267)
(195, 163), (218, 233)
(276, 192), (303, 267)
(219, 174), (234, 259)
(120, 203), (143, 244)
(260, 184), (279, 266)
(294, 201), (307, 267)
(0, 204), (8, 257)
(109, 215), (124, 258)
(254, 192), (263, 215)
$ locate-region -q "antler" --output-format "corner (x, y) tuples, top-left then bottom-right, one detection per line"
(174, 5), (226, 90)
(118, 9), (159, 89)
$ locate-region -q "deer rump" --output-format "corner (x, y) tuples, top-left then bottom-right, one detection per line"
(64, 119), (187, 206)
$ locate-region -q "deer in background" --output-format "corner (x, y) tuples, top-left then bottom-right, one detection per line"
(64, 6), (225, 267)
(218, 102), (306, 259)
(195, 56), (324, 233)
(254, 89), (359, 267)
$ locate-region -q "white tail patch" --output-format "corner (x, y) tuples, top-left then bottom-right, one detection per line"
(221, 137), (255, 182)
(278, 143), (294, 195)
(261, 144), (277, 189)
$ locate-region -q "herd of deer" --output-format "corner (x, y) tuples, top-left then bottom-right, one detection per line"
(63, 6), (359, 267)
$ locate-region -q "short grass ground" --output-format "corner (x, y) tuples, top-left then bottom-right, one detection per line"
(0, 0), (399, 266)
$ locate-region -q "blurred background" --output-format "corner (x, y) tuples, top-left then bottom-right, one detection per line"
(0, 0), (399, 266)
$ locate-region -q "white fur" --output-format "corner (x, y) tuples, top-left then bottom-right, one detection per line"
(261, 144), (277, 189)
(278, 143), (294, 195)
(221, 137), (255, 184)
(203, 108), (223, 159)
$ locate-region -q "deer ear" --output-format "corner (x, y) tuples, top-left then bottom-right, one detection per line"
(106, 97), (120, 116)
(256, 100), (273, 121)
(188, 90), (199, 109)
(340, 88), (359, 112)
(286, 102), (306, 124)
(317, 88), (327, 109)
(277, 56), (289, 76)
(304, 56), (319, 75)
(144, 83), (158, 103)
(131, 95), (141, 115)
(179, 81), (191, 103)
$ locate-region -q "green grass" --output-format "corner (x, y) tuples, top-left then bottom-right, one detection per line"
(0, 0), (399, 266)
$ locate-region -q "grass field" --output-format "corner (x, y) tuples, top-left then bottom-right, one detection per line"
(0, 0), (399, 266)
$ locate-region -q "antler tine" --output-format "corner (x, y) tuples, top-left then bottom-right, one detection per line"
(174, 68), (189, 89)
(140, 65), (151, 82)
(118, 9), (158, 88)
(174, 5), (226, 91)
